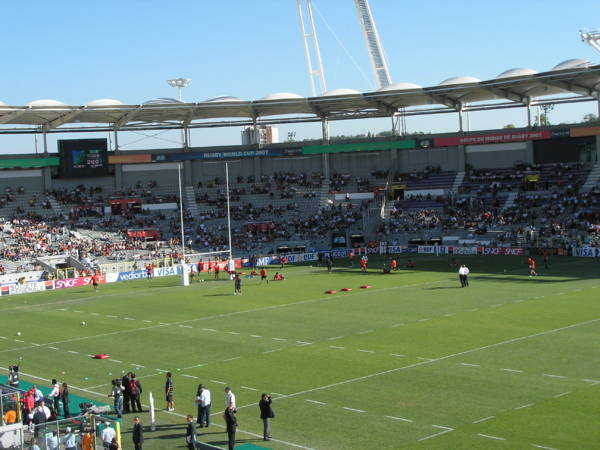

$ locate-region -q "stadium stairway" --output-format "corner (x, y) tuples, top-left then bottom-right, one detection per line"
(318, 179), (331, 208)
(183, 186), (199, 217)
(47, 195), (66, 215)
(451, 171), (465, 192)
(581, 162), (600, 191)
(501, 191), (518, 212)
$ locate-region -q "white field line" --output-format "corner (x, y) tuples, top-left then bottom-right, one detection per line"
(531, 444), (558, 450)
(385, 415), (412, 422)
(250, 334), (262, 338)
(443, 313), (456, 317)
(142, 320), (152, 323)
(228, 331), (240, 335)
(358, 330), (374, 334)
(228, 316), (600, 413)
(329, 346), (344, 350)
(358, 349), (374, 353)
(90, 312), (100, 316)
(182, 374), (198, 379)
(202, 328), (217, 332)
(67, 350), (79, 354)
(272, 337), (287, 341)
(182, 364), (204, 370)
(478, 433), (505, 441)
(417, 357), (433, 361)
(3, 274), (595, 355)
(306, 399), (326, 405)
(14, 339), (24, 343)
(472, 416), (495, 424)
(0, 336), (6, 339)
(210, 379), (226, 385)
(500, 368), (523, 373)
(48, 346), (58, 350)
(223, 357), (240, 362)
(131, 363), (145, 368)
(179, 325), (192, 329)
(155, 369), (169, 373)
(263, 348), (281, 354)
(241, 386), (257, 391)
(296, 341), (313, 345)
(327, 336), (344, 341)
(390, 353), (405, 357)
(418, 318), (432, 322)
(515, 403), (535, 410)
(419, 425), (454, 441)
(110, 359), (122, 363)
(342, 407), (366, 413)
(583, 378), (600, 384)
(106, 315), (118, 318)
(461, 363), (480, 367)
(554, 392), (570, 398)
(543, 373), (566, 379)
(390, 323), (404, 327)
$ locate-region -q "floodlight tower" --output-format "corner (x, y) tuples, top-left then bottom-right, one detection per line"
(166, 78), (192, 101)
(580, 29), (600, 53)
(296, 0), (327, 96)
(353, 0), (391, 89)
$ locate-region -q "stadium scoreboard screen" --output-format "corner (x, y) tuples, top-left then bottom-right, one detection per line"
(58, 139), (109, 177)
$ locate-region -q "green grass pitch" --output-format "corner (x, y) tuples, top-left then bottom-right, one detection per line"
(1, 255), (599, 449)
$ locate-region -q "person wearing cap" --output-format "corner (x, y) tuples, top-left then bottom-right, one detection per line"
(62, 427), (77, 450)
(101, 422), (116, 449)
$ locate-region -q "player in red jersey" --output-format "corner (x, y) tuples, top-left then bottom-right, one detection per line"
(91, 274), (100, 291)
(260, 267), (268, 284)
(528, 257), (538, 277)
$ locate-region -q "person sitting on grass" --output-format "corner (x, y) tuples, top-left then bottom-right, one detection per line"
(273, 272), (285, 281)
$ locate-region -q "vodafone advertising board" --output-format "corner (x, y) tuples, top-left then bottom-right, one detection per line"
(54, 275), (106, 289)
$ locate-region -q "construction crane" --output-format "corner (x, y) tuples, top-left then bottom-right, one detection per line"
(580, 29), (600, 53)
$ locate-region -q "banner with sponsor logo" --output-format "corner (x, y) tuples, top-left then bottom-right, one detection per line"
(7, 281), (54, 295)
(480, 247), (524, 256)
(418, 245), (448, 255)
(450, 246), (478, 255)
(116, 270), (147, 282)
(434, 130), (551, 147)
(152, 266), (182, 277)
(572, 247), (600, 257)
(54, 275), (106, 289)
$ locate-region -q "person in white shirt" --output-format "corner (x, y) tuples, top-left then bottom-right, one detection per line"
(196, 384), (212, 427)
(48, 379), (60, 416)
(227, 258), (236, 280)
(224, 387), (236, 410)
(46, 431), (59, 450)
(32, 385), (44, 404)
(101, 422), (116, 449)
(459, 264), (470, 287)
(62, 427), (77, 450)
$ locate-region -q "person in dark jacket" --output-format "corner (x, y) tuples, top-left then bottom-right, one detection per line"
(185, 415), (196, 450)
(121, 373), (131, 414)
(132, 416), (143, 450)
(60, 383), (70, 418)
(224, 406), (237, 450)
(259, 393), (274, 441)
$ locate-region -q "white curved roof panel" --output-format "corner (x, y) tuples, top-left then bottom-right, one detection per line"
(551, 58), (594, 71)
(260, 92), (304, 101)
(203, 96), (244, 103)
(0, 64), (599, 130)
(438, 76), (481, 86)
(378, 82), (422, 91)
(27, 99), (67, 107)
(496, 68), (538, 79)
(322, 88), (361, 96)
(143, 97), (183, 105)
(86, 99), (125, 107)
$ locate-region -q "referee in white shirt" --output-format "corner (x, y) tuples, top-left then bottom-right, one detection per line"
(459, 264), (470, 287)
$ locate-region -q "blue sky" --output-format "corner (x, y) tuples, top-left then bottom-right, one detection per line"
(2, 0), (599, 152)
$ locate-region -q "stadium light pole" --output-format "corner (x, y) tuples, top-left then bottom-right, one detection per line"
(166, 78), (192, 102)
(225, 162), (233, 260)
(177, 162), (188, 286)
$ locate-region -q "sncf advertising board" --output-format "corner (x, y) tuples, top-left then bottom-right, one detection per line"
(54, 275), (106, 289)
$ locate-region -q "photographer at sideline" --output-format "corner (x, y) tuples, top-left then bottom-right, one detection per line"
(259, 393), (275, 441)
(108, 379), (124, 418)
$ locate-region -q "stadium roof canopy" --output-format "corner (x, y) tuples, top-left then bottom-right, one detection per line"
(1, 59), (599, 134)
